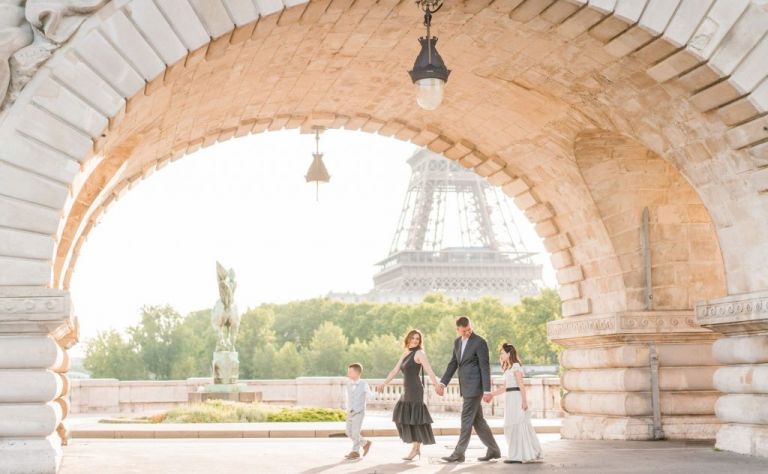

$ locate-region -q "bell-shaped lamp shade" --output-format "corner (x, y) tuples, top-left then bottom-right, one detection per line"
(409, 36), (450, 111)
(305, 153), (330, 183)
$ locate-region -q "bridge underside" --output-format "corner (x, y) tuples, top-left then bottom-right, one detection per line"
(1, 0), (768, 472)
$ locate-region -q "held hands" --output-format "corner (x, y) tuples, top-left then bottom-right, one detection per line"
(434, 385), (445, 396)
(375, 384), (385, 393)
(482, 394), (493, 403)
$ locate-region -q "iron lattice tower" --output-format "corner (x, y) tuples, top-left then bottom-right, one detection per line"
(367, 149), (542, 304)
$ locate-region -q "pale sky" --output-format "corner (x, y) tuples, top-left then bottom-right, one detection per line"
(69, 129), (555, 351)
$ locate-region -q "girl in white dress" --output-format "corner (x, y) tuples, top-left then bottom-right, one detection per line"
(489, 343), (543, 464)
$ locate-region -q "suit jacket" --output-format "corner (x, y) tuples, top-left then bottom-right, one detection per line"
(439, 332), (492, 398)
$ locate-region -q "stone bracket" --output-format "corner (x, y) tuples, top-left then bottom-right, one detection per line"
(0, 287), (78, 348)
(548, 310), (717, 347)
(695, 291), (768, 336)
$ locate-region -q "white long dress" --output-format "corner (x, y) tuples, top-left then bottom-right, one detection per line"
(504, 363), (543, 462)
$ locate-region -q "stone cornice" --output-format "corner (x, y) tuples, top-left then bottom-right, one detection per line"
(547, 310), (718, 347)
(695, 291), (768, 336)
(0, 287), (78, 347)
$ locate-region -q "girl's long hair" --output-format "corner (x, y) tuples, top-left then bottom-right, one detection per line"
(500, 343), (521, 371)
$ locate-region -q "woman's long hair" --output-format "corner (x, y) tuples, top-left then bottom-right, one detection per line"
(403, 329), (424, 350)
(500, 343), (521, 371)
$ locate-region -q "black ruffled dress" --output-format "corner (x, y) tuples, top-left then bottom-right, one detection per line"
(392, 348), (436, 445)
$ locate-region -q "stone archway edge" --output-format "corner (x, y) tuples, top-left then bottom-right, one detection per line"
(1, 0), (767, 296)
(0, 1), (595, 316)
(52, 108), (588, 313)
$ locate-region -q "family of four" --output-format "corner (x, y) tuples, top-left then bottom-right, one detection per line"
(344, 316), (543, 464)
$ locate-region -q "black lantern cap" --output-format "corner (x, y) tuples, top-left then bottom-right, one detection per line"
(408, 37), (451, 83)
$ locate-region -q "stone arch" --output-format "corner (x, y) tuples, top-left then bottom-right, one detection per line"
(0, 0), (766, 300)
(573, 129), (727, 311)
(1, 1), (768, 470)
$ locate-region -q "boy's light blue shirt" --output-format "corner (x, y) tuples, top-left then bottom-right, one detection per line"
(345, 379), (373, 415)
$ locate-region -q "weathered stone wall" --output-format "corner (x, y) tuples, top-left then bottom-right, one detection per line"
(574, 130), (726, 311)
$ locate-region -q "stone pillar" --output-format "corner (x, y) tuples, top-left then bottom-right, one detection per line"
(0, 287), (77, 474)
(696, 291), (768, 458)
(548, 311), (722, 440)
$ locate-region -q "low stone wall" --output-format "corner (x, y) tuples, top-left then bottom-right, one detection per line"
(69, 376), (563, 418)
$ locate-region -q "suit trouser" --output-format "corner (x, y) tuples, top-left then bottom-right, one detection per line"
(346, 411), (367, 451)
(454, 396), (499, 455)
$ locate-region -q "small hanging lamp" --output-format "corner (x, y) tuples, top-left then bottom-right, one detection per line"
(305, 128), (330, 201)
(409, 0), (450, 110)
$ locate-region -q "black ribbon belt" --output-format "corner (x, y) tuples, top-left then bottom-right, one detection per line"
(506, 387), (520, 392)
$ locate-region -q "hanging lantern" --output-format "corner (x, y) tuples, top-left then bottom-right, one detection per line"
(305, 128), (330, 201)
(409, 0), (450, 110)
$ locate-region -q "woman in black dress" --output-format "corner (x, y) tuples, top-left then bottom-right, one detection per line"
(376, 329), (439, 461)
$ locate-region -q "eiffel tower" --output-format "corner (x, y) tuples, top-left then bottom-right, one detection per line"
(333, 149), (542, 304)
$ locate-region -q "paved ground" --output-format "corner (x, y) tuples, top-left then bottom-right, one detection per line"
(60, 435), (768, 473)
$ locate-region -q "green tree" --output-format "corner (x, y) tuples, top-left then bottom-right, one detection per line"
(271, 299), (346, 350)
(512, 289), (562, 365)
(426, 315), (461, 378)
(250, 343), (277, 378)
(127, 305), (185, 380)
(407, 293), (456, 336)
(365, 334), (405, 378)
(273, 342), (304, 378)
(237, 307), (277, 378)
(458, 297), (516, 358)
(84, 290), (562, 382)
(303, 321), (348, 375)
(83, 330), (146, 379)
(346, 339), (372, 377)
(173, 309), (217, 377)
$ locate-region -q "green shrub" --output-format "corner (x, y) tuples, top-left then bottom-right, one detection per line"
(145, 401), (345, 423)
(160, 400), (271, 423)
(266, 407), (346, 422)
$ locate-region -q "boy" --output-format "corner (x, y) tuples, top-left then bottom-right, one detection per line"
(344, 363), (373, 460)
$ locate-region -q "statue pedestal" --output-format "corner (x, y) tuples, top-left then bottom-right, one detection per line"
(212, 351), (239, 384)
(187, 351), (261, 403)
(188, 383), (262, 403)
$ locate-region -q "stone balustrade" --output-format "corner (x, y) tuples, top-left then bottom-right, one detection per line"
(68, 376), (563, 419)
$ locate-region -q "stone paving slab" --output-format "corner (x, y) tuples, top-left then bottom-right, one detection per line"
(59, 436), (768, 474)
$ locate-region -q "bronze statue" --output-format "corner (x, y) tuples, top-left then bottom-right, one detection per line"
(211, 261), (240, 353)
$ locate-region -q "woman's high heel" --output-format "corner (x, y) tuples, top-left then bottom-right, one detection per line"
(402, 448), (421, 461)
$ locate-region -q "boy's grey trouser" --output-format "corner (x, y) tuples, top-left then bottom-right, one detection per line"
(346, 411), (366, 451)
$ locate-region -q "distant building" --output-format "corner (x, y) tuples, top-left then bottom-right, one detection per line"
(329, 149), (542, 305)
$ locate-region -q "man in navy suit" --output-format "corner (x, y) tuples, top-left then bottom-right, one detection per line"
(437, 316), (501, 463)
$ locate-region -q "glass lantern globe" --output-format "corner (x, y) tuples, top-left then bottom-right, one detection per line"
(415, 77), (445, 111)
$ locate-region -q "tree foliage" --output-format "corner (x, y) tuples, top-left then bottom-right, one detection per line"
(84, 291), (562, 380)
